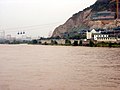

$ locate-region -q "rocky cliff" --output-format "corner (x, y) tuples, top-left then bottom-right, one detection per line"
(52, 0), (120, 38)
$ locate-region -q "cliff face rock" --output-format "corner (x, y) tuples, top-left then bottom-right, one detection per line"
(52, 0), (119, 38)
(52, 9), (92, 38)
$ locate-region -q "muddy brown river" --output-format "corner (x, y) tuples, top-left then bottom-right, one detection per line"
(0, 45), (120, 90)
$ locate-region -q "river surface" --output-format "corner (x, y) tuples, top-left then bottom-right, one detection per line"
(0, 45), (120, 90)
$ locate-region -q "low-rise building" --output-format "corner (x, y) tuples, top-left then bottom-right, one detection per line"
(86, 28), (120, 42)
(86, 29), (100, 39)
(94, 33), (109, 40)
(97, 37), (117, 42)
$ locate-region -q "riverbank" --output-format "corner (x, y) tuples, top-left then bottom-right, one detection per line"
(0, 39), (120, 48)
(30, 39), (120, 48)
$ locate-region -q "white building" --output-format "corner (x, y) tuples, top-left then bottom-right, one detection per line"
(94, 34), (109, 40)
(86, 31), (92, 39)
(86, 29), (118, 42)
(93, 33), (117, 42)
(97, 37), (117, 42)
(86, 29), (100, 39)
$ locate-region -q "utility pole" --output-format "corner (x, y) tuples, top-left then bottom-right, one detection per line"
(116, 0), (119, 19)
(116, 0), (119, 27)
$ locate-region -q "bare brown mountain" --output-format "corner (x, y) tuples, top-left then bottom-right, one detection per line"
(52, 0), (120, 38)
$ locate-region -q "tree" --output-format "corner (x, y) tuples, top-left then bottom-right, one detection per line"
(79, 40), (83, 46)
(65, 39), (71, 45)
(73, 41), (78, 46)
(109, 42), (112, 47)
(89, 40), (94, 47)
(32, 39), (38, 44)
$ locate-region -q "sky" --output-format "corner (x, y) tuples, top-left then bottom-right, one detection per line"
(0, 0), (96, 38)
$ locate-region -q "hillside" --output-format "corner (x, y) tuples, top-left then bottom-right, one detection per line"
(52, 0), (120, 38)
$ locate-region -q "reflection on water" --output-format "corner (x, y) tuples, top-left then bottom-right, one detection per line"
(0, 45), (120, 90)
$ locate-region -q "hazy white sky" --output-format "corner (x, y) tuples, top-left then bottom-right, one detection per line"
(0, 0), (96, 38)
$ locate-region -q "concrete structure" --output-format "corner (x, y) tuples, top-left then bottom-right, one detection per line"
(39, 39), (83, 45)
(94, 34), (109, 40)
(54, 39), (66, 45)
(39, 40), (51, 44)
(86, 31), (92, 39)
(86, 28), (120, 42)
(91, 11), (116, 20)
(97, 37), (117, 42)
(93, 33), (118, 42)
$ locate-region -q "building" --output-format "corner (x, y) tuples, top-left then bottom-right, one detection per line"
(86, 28), (120, 42)
(97, 37), (117, 42)
(6, 34), (12, 40)
(93, 33), (117, 42)
(94, 34), (109, 40)
(86, 29), (100, 39)
(0, 31), (5, 39)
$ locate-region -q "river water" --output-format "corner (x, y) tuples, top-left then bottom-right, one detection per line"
(0, 45), (120, 90)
